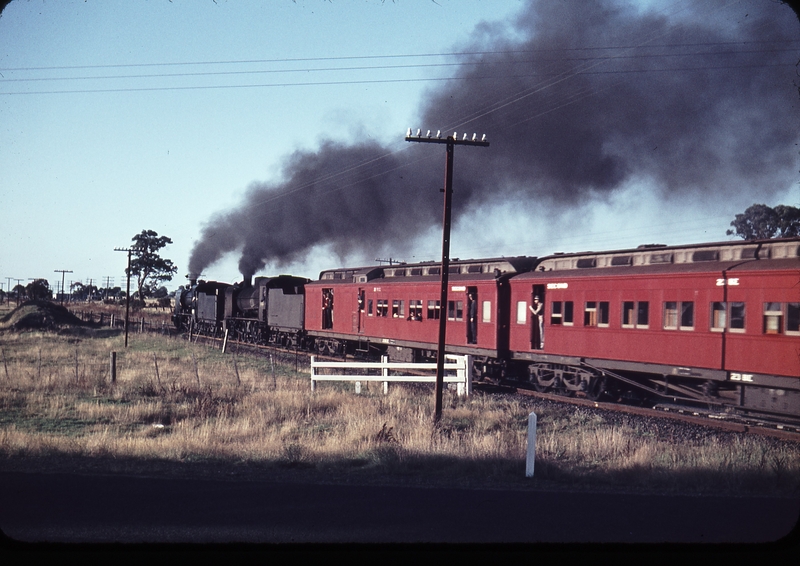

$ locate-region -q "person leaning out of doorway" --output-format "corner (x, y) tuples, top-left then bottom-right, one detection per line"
(529, 296), (544, 349)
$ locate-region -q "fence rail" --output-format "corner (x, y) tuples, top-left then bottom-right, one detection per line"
(311, 354), (473, 396)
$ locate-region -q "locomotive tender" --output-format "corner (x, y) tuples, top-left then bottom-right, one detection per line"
(174, 237), (800, 418)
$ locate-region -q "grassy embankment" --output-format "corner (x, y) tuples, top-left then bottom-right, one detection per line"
(0, 310), (798, 495)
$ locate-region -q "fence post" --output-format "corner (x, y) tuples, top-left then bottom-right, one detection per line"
(382, 355), (389, 395)
(110, 351), (116, 384)
(310, 355), (316, 392)
(1, 349), (9, 381)
(232, 356), (241, 386)
(465, 354), (473, 396)
(192, 352), (200, 385)
(456, 356), (465, 396)
(526, 412), (537, 477)
(152, 352), (161, 387)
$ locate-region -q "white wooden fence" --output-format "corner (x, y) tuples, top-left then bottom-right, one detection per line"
(310, 354), (472, 396)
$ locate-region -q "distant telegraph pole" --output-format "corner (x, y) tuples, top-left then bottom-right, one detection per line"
(54, 270), (73, 305)
(103, 276), (114, 300)
(12, 278), (24, 306)
(114, 248), (135, 347)
(405, 128), (489, 423)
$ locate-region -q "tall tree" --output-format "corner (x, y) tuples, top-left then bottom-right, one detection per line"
(25, 279), (51, 301)
(128, 230), (177, 299)
(726, 204), (800, 240)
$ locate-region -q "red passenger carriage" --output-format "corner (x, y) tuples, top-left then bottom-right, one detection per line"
(304, 257), (536, 368)
(508, 239), (800, 415)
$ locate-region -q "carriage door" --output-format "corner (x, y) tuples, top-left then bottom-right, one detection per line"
(322, 288), (333, 329)
(354, 289), (365, 333)
(467, 287), (478, 344)
(531, 285), (545, 349)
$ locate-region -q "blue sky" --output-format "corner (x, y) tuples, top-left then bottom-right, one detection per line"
(1, 0), (798, 295)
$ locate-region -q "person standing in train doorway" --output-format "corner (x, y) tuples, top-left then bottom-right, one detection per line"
(467, 292), (478, 344)
(529, 296), (543, 349)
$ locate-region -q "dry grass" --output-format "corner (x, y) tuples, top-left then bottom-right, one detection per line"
(0, 327), (798, 495)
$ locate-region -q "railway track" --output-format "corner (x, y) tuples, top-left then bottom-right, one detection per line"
(185, 332), (800, 441)
(489, 380), (800, 442)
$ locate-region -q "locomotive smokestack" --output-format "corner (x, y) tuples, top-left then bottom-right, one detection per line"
(187, 0), (799, 278)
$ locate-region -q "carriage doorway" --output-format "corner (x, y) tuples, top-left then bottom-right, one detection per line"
(531, 284), (545, 349)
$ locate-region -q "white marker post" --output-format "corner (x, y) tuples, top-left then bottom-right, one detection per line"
(526, 412), (537, 477)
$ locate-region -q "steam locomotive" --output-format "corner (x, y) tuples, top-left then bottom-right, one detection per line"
(174, 237), (800, 418)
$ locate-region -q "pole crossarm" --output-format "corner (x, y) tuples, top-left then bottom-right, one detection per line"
(405, 128), (489, 147)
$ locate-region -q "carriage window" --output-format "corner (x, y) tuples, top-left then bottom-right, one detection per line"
(427, 300), (440, 320)
(377, 299), (389, 317)
(563, 301), (574, 326)
(787, 303), (800, 334)
(598, 302), (609, 326)
(680, 302), (694, 330)
(409, 300), (423, 321)
(482, 301), (492, 323)
(729, 302), (745, 332)
(392, 300), (404, 318)
(622, 301), (635, 327)
(550, 301), (562, 325)
(367, 299), (373, 316)
(517, 301), (527, 324)
(623, 301), (647, 328)
(583, 301), (608, 327)
(711, 302), (726, 331)
(637, 302), (649, 328)
(664, 302), (678, 329)
(448, 300), (464, 321)
(764, 302), (782, 334)
(584, 302), (597, 327)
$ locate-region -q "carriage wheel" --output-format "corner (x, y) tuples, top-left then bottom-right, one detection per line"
(529, 363), (556, 393)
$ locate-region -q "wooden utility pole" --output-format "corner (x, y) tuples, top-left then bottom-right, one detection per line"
(54, 270), (72, 305)
(114, 248), (135, 347)
(405, 129), (489, 422)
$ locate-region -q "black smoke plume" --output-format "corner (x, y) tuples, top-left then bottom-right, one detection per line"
(189, 0), (799, 280)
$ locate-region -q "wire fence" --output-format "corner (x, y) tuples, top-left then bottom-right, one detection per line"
(68, 307), (313, 373)
(69, 308), (177, 337)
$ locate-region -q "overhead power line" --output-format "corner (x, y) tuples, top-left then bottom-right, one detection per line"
(2, 38), (797, 72)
